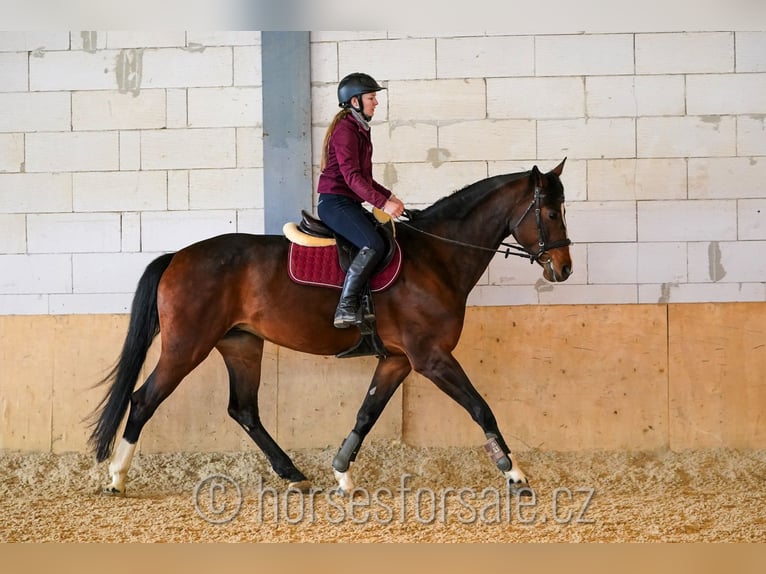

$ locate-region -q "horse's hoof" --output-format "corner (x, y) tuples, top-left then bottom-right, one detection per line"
(333, 469), (355, 494)
(287, 480), (312, 493)
(102, 486), (125, 496)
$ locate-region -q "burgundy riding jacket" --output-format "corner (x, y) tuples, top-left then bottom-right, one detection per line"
(317, 113), (392, 209)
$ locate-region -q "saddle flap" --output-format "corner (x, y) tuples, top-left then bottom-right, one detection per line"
(287, 241), (402, 293)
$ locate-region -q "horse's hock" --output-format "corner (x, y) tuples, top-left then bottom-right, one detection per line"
(1, 301), (764, 454)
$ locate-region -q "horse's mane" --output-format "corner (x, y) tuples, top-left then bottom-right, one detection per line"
(410, 171), (530, 222)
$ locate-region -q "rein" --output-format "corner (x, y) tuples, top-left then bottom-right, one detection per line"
(398, 183), (571, 264)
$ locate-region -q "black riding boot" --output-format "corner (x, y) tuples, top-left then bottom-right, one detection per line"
(334, 247), (379, 329)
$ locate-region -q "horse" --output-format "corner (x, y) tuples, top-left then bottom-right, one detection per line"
(88, 159), (572, 496)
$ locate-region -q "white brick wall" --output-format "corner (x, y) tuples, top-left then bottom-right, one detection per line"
(687, 74), (766, 115)
(0, 31), (263, 314)
(687, 241), (766, 283)
(140, 128), (236, 170)
(587, 243), (638, 284)
(738, 116), (766, 155)
(25, 132), (119, 172)
(588, 159), (687, 201)
(436, 36), (535, 78)
(0, 92), (71, 132)
(637, 116), (736, 158)
(380, 162), (489, 208)
(0, 52), (30, 92)
(339, 39), (436, 80)
(27, 213), (122, 253)
(439, 119), (537, 161)
(737, 32), (766, 72)
(638, 243), (688, 284)
(567, 201), (637, 242)
(638, 200), (737, 242)
(71, 90), (166, 130)
(0, 32), (70, 52)
(0, 173), (72, 212)
(72, 171), (167, 212)
(103, 32), (186, 49)
(119, 131), (141, 170)
(140, 48), (233, 89)
(688, 158), (766, 199)
(488, 77), (584, 119)
(140, 210), (237, 252)
(187, 87), (262, 127)
(0, 254), (72, 294)
(0, 214), (26, 253)
(389, 79), (485, 121)
(536, 35), (634, 76)
(188, 169), (264, 209)
(370, 123), (438, 165)
(539, 118), (636, 159)
(29, 50), (122, 91)
(586, 76), (686, 117)
(635, 33), (734, 74)
(0, 133), (24, 172)
(739, 199), (766, 240)
(0, 27), (765, 314)
(72, 252), (162, 293)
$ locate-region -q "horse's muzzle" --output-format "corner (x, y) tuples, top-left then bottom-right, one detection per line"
(539, 252), (572, 283)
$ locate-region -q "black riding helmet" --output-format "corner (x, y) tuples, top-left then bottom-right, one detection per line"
(338, 72), (385, 120)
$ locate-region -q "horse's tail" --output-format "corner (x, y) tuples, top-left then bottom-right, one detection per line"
(87, 252), (175, 462)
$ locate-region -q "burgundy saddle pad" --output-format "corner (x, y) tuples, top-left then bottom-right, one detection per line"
(287, 242), (402, 292)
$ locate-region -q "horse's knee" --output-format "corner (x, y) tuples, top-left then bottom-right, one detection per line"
(228, 405), (259, 431)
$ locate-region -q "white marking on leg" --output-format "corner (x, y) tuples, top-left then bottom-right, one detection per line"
(333, 465), (355, 494)
(106, 439), (136, 494)
(503, 452), (528, 485)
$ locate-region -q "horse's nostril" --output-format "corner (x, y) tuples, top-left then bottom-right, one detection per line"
(562, 265), (572, 278)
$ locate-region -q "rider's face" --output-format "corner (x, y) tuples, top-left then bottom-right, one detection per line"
(353, 92), (378, 118)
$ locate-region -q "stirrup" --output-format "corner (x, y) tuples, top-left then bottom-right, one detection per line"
(336, 327), (387, 359)
(336, 296), (385, 359)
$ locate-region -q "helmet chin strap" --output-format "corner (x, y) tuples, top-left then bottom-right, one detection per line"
(351, 96), (371, 121)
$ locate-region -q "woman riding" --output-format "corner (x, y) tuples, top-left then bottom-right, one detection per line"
(317, 72), (406, 329)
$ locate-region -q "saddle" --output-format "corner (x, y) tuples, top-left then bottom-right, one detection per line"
(282, 209), (400, 360)
(284, 208), (398, 273)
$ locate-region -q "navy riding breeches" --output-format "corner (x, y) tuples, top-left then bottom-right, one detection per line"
(317, 194), (386, 257)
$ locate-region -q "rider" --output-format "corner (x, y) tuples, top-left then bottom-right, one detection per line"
(317, 72), (406, 329)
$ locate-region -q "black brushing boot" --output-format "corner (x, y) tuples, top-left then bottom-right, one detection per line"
(334, 247), (379, 329)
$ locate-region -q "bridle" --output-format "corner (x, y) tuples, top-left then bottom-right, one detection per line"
(398, 172), (571, 265)
(505, 179), (572, 264)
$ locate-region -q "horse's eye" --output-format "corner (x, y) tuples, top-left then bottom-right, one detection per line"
(548, 211), (559, 220)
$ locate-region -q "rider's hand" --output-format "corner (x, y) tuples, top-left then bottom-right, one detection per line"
(383, 196), (405, 219)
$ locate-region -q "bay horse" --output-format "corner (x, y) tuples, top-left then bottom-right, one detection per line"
(88, 159), (572, 495)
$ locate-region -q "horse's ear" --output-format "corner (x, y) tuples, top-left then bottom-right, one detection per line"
(531, 164), (543, 188)
(551, 157), (567, 177)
